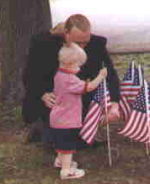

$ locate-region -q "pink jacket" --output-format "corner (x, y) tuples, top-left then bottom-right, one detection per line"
(50, 68), (86, 129)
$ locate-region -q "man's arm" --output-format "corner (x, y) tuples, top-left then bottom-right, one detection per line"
(101, 38), (120, 102)
(101, 38), (120, 121)
(22, 33), (58, 122)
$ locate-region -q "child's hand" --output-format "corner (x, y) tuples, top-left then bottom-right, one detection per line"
(99, 67), (107, 79)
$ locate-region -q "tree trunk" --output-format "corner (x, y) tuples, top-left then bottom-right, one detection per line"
(0, 0), (51, 107)
(0, 0), (15, 105)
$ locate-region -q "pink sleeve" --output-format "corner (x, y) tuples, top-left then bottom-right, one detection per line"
(66, 75), (86, 94)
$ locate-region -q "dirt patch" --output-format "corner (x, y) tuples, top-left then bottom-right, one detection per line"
(0, 122), (150, 184)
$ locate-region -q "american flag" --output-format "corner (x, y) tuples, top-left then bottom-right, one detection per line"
(119, 63), (144, 121)
(119, 62), (135, 121)
(80, 81), (110, 144)
(125, 65), (144, 104)
(120, 61), (135, 95)
(118, 81), (150, 143)
(119, 96), (131, 122)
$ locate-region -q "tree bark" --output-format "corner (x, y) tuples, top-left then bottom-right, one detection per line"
(0, 0), (51, 106)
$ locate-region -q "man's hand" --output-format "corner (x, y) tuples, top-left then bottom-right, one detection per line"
(41, 92), (56, 108)
(98, 67), (107, 80)
(107, 102), (120, 122)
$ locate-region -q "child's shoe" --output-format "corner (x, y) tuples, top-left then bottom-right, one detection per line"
(54, 157), (78, 168)
(60, 168), (85, 180)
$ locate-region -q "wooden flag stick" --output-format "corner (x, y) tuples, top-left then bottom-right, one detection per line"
(103, 79), (112, 167)
(144, 80), (150, 156)
(107, 121), (112, 166)
(145, 143), (149, 156)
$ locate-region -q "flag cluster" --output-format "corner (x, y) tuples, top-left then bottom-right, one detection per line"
(119, 80), (150, 143)
(80, 61), (150, 145)
(118, 61), (150, 143)
(119, 62), (144, 121)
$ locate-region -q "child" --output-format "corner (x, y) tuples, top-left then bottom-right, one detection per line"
(50, 43), (107, 179)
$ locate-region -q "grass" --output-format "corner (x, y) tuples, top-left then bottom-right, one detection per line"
(0, 53), (150, 184)
(0, 123), (150, 184)
(111, 52), (150, 80)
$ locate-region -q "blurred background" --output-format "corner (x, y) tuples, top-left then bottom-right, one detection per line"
(0, 0), (150, 127)
(0, 1), (150, 183)
(51, 0), (150, 53)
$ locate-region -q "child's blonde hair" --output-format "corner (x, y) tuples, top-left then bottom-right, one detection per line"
(50, 22), (65, 35)
(58, 43), (87, 67)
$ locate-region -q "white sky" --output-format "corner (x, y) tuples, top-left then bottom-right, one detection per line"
(50, 0), (150, 27)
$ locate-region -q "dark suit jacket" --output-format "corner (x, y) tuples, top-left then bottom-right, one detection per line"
(22, 32), (120, 123)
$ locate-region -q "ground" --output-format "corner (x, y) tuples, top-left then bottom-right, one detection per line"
(1, 53), (150, 184)
(0, 120), (150, 184)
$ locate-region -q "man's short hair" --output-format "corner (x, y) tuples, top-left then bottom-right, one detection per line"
(65, 14), (91, 32)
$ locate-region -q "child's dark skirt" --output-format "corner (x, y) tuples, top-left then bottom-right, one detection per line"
(50, 128), (88, 153)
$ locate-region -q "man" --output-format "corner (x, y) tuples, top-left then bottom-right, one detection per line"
(22, 14), (120, 145)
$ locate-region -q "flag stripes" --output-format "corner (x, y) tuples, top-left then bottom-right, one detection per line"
(80, 81), (110, 144)
(118, 81), (150, 144)
(118, 111), (148, 142)
(119, 96), (131, 122)
(80, 62), (149, 146)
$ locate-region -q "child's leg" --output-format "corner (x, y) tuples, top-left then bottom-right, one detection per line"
(60, 153), (72, 178)
(54, 152), (78, 168)
(57, 152), (62, 162)
(61, 153), (72, 170)
(53, 152), (63, 168)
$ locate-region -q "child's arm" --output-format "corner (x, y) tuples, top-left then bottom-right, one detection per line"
(86, 68), (107, 92)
